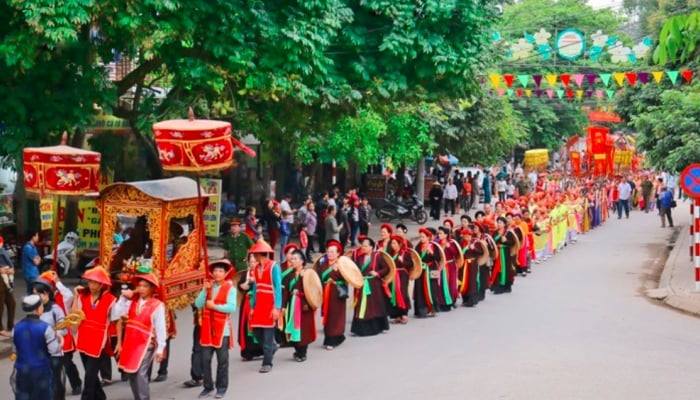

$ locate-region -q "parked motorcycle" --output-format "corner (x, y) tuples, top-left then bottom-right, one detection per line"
(43, 232), (79, 277)
(375, 194), (428, 224)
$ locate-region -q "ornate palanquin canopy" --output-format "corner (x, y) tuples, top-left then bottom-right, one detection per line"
(95, 177), (212, 310)
(23, 133), (101, 195)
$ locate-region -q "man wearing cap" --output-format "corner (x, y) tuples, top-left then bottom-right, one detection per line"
(72, 266), (118, 400)
(223, 219), (254, 272)
(0, 235), (15, 338)
(12, 294), (63, 399)
(246, 240), (282, 373)
(112, 267), (166, 400)
(350, 236), (390, 336)
(196, 259), (237, 398)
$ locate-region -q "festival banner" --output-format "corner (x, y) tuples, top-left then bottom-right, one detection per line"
(199, 178), (222, 238)
(40, 196), (54, 231)
(570, 151), (581, 177)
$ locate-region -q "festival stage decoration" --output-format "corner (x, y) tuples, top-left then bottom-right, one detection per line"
(523, 149), (549, 171)
(23, 132), (102, 271)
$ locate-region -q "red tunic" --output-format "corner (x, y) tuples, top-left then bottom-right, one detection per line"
(118, 297), (162, 373)
(76, 291), (117, 358)
(250, 259), (277, 328)
(201, 281), (234, 349)
(54, 290), (75, 353)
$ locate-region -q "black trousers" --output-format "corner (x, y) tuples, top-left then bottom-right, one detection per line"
(660, 207), (674, 227)
(293, 344), (308, 358)
(51, 356), (65, 400)
(444, 199), (455, 215)
(254, 327), (277, 367)
(80, 353), (106, 400)
(63, 351), (82, 390)
(98, 337), (118, 381)
(190, 325), (204, 381)
(202, 336), (229, 392)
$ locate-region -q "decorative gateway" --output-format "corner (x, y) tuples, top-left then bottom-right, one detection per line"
(95, 177), (213, 315)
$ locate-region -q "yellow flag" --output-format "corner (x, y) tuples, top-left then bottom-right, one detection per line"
(489, 73), (501, 88)
(525, 89), (532, 97)
(652, 71), (664, 83)
(613, 72), (626, 87)
(576, 90), (583, 100)
(545, 74), (557, 86)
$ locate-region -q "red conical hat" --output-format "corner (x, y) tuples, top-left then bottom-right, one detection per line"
(209, 259), (235, 279)
(249, 239), (274, 254)
(82, 266), (112, 287)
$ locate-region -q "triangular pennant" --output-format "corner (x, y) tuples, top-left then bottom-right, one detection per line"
(545, 74), (558, 86)
(560, 74), (571, 87)
(625, 72), (637, 87)
(585, 90), (593, 98)
(652, 71), (664, 83)
(566, 89), (574, 99)
(638, 72), (649, 84)
(585, 73), (597, 86)
(507, 89), (514, 97)
(595, 90), (604, 99)
(525, 89), (532, 97)
(503, 74), (515, 88)
(681, 69), (693, 83)
(518, 74), (530, 87)
(556, 89), (564, 99)
(546, 89), (554, 99)
(666, 70), (679, 85)
(576, 90), (584, 99)
(599, 73), (612, 87)
(489, 73), (501, 88)
(606, 90), (615, 99)
(534, 89), (543, 98)
(572, 74), (585, 87)
(497, 88), (505, 97)
(533, 74), (543, 87)
(613, 72), (626, 87)
(516, 88), (523, 97)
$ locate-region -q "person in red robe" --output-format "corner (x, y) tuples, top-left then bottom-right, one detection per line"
(435, 227), (457, 310)
(375, 223), (392, 252)
(316, 240), (347, 350)
(386, 236), (411, 324)
(489, 217), (518, 294)
(113, 267), (166, 400)
(350, 236), (391, 336)
(247, 240), (282, 374)
(413, 228), (440, 318)
(281, 249), (318, 362)
(276, 244), (300, 347)
(237, 254), (263, 361)
(472, 222), (493, 301)
(459, 228), (486, 307)
(394, 223), (411, 248)
(71, 266), (117, 400)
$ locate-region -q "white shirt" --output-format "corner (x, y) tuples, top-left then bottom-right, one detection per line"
(443, 184), (458, 200)
(528, 171), (538, 187)
(496, 180), (507, 192)
(113, 295), (167, 355)
(280, 200), (294, 223)
(618, 182), (632, 200)
(506, 184), (515, 196)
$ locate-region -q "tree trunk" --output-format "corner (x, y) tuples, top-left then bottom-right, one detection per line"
(14, 155), (27, 237)
(397, 164), (406, 200)
(416, 157), (426, 202)
(131, 123), (163, 179)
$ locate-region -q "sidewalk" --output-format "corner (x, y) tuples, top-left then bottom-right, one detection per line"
(647, 201), (700, 315)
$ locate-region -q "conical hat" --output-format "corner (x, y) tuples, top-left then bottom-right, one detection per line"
(301, 269), (323, 310)
(249, 239), (274, 254)
(82, 266), (112, 287)
(336, 256), (364, 289)
(377, 251), (396, 284)
(405, 248), (423, 280)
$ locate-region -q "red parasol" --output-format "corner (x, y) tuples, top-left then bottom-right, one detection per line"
(23, 132), (101, 272)
(153, 108), (256, 270)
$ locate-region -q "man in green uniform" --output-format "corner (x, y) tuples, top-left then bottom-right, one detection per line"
(223, 219), (254, 271)
(640, 175), (654, 213)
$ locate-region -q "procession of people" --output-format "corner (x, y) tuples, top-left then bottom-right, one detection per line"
(6, 165), (681, 400)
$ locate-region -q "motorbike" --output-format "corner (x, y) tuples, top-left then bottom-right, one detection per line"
(43, 232), (79, 277)
(375, 194), (428, 224)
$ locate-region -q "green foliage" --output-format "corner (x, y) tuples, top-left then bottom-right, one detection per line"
(654, 9), (700, 64)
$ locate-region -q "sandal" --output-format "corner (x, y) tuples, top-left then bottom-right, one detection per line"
(324, 345), (334, 351)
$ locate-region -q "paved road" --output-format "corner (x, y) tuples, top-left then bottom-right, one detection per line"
(2, 209), (699, 399)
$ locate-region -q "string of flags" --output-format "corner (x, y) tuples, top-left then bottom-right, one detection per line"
(484, 70), (694, 100)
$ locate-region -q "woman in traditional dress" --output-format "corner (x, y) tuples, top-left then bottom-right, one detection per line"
(350, 236), (390, 336)
(458, 228), (485, 307)
(316, 240), (348, 350)
(489, 217), (517, 294)
(276, 244), (300, 347)
(472, 222), (492, 301)
(281, 250), (318, 362)
(375, 224), (392, 252)
(436, 227), (458, 309)
(413, 228), (440, 318)
(237, 253), (263, 361)
(386, 236), (411, 324)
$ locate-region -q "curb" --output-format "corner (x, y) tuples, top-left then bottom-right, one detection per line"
(646, 223), (700, 316)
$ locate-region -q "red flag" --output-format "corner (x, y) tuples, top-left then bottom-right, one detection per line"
(625, 72), (637, 87)
(503, 74), (515, 88)
(560, 74), (571, 87)
(681, 69), (693, 83)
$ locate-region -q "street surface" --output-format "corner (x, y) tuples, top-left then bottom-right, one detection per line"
(1, 209), (699, 399)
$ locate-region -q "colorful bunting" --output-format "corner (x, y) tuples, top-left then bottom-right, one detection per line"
(489, 73), (501, 88)
(595, 90), (603, 99)
(525, 89), (533, 97)
(533, 74), (543, 87)
(625, 72), (637, 87)
(556, 89), (564, 99)
(507, 89), (514, 97)
(566, 89), (574, 99)
(585, 73), (597, 86)
(503, 74), (515, 88)
(613, 72), (625, 87)
(652, 71), (664, 83)
(573, 74), (585, 87)
(638, 72), (649, 84)
(546, 74), (558, 86)
(497, 88), (505, 97)
(560, 74), (571, 87)
(518, 74), (530, 87)
(606, 90), (615, 99)
(666, 70), (679, 85)
(576, 90), (584, 99)
(599, 73), (612, 87)
(535, 89), (543, 98)
(681, 69), (693, 83)
(546, 89), (554, 99)
(516, 88), (523, 97)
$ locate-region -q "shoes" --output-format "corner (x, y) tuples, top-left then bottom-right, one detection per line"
(154, 374), (167, 382)
(259, 365), (273, 373)
(121, 373), (128, 382)
(324, 345), (334, 351)
(184, 379), (202, 388)
(198, 388), (214, 398)
(101, 379), (113, 387)
(294, 355), (307, 362)
(215, 389), (227, 399)
(71, 386), (82, 396)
